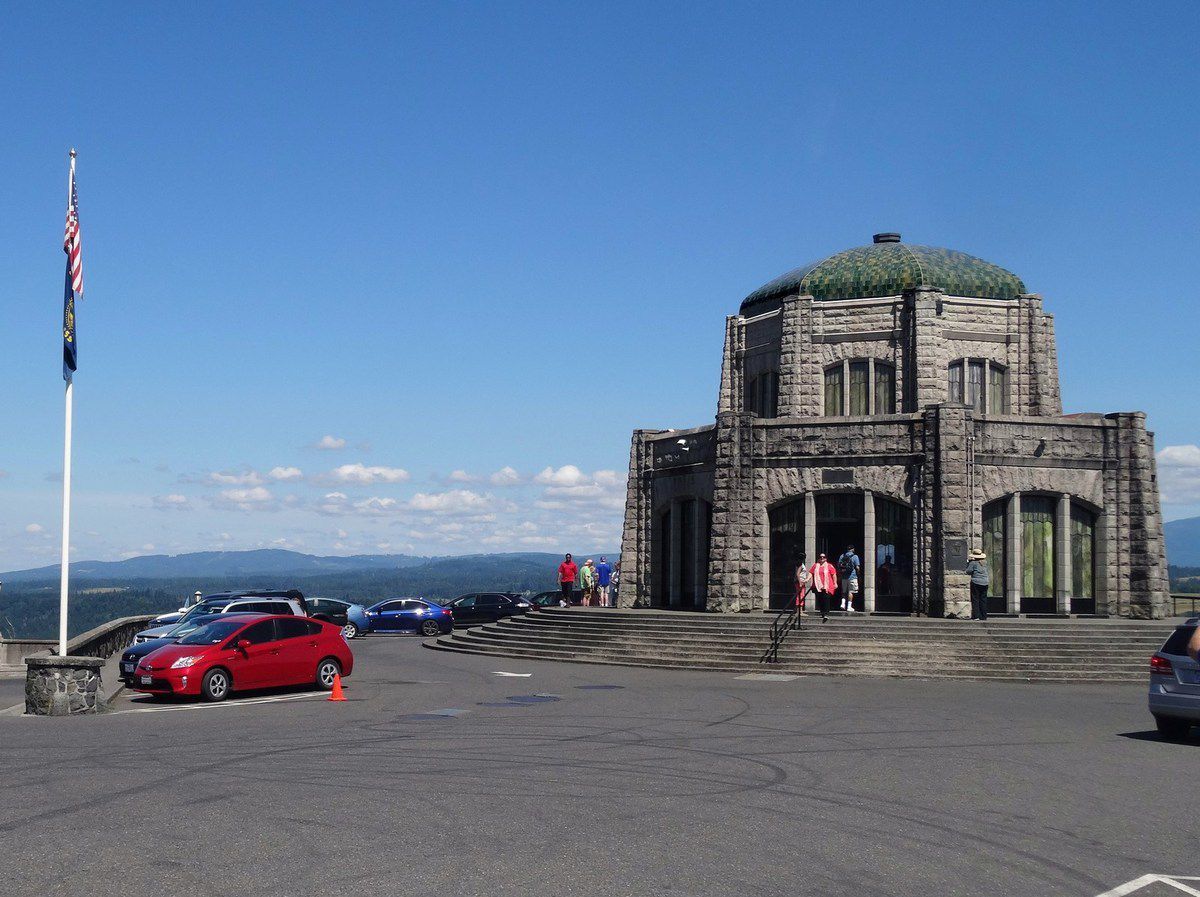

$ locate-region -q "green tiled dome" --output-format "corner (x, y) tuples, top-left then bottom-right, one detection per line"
(741, 234), (1025, 312)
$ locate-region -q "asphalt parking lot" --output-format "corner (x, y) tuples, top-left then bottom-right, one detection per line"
(0, 636), (1196, 897)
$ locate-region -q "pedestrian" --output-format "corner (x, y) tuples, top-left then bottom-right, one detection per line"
(1189, 625), (1200, 663)
(557, 553), (578, 606)
(794, 555), (811, 617)
(580, 559), (598, 607)
(611, 561), (621, 606)
(837, 544), (861, 613)
(966, 548), (990, 621)
(596, 556), (613, 607)
(810, 552), (838, 622)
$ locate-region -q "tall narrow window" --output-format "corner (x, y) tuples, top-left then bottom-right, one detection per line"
(874, 362), (895, 414)
(967, 360), (985, 412)
(824, 366), (843, 417)
(849, 361), (869, 415)
(760, 371), (779, 418)
(1070, 504), (1096, 599)
(948, 361), (964, 403)
(982, 499), (1006, 602)
(988, 364), (1008, 414)
(745, 377), (758, 417)
(1021, 496), (1056, 600)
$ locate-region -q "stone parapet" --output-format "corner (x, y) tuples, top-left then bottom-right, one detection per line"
(25, 656), (104, 715)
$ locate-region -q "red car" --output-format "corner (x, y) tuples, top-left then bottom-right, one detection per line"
(131, 613), (353, 702)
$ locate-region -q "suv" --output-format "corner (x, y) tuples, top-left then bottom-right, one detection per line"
(133, 594), (308, 644)
(150, 589), (308, 626)
(1148, 617), (1199, 740)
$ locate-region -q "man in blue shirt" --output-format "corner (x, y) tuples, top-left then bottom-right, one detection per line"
(596, 556), (613, 607)
(837, 545), (861, 613)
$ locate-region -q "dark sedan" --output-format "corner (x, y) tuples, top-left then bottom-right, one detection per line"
(444, 592), (532, 626)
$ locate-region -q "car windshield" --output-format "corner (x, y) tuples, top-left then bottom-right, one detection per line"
(180, 602), (227, 622)
(177, 620), (246, 646)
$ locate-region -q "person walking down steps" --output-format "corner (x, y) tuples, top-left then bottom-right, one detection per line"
(810, 553), (838, 623)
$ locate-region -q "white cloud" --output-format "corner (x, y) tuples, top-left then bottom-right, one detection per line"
(315, 435), (347, 450)
(1158, 444), (1200, 505)
(447, 469), (479, 483)
(214, 486), (276, 511)
(489, 466), (521, 487)
(209, 470), (263, 486)
(25, 523), (44, 534)
(268, 466), (304, 481)
(534, 465), (590, 487)
(328, 462), (410, 485)
(152, 494), (191, 510)
(408, 489), (499, 515)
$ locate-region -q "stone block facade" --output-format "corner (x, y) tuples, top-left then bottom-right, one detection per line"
(619, 236), (1168, 619)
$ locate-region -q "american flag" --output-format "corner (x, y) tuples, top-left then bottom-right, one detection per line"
(62, 152), (81, 380)
(64, 157), (82, 296)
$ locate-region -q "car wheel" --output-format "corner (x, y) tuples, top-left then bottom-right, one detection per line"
(201, 668), (231, 703)
(420, 619), (441, 637)
(342, 622), (359, 640)
(1155, 715), (1192, 740)
(316, 658), (341, 690)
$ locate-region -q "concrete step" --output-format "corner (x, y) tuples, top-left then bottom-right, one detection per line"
(427, 637), (1144, 682)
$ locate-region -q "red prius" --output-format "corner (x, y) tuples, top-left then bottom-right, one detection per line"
(131, 613), (354, 702)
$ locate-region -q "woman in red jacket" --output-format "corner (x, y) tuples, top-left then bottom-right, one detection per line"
(810, 553), (839, 622)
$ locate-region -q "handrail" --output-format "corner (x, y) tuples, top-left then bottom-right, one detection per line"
(1172, 593), (1200, 617)
(761, 605), (801, 664)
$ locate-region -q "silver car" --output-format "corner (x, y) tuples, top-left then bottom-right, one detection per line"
(1148, 617), (1200, 740)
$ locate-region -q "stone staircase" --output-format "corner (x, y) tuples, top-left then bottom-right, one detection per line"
(426, 607), (1175, 683)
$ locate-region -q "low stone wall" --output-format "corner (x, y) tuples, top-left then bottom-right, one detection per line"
(25, 656), (104, 715)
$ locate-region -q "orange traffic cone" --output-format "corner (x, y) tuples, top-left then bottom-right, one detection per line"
(328, 673), (347, 702)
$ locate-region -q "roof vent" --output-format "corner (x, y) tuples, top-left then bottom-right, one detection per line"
(873, 232), (901, 244)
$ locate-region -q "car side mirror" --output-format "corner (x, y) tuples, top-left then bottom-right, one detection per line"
(236, 639), (252, 651)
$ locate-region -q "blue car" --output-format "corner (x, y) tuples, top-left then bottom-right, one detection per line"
(307, 598), (372, 639)
(365, 598), (453, 637)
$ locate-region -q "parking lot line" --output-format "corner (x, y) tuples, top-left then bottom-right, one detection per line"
(109, 692), (324, 715)
(493, 671), (533, 677)
(1095, 875), (1200, 896)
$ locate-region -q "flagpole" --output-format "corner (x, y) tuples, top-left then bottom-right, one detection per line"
(58, 149), (76, 657)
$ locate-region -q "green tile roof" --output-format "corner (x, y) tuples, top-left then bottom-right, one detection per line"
(741, 237), (1026, 311)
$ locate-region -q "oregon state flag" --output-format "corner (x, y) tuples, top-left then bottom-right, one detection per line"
(63, 154), (82, 381)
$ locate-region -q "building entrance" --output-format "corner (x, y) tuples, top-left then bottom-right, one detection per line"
(816, 493), (864, 611)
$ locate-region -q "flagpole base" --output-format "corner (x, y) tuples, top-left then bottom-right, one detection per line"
(24, 656), (104, 716)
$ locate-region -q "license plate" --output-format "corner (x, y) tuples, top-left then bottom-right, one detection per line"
(140, 675), (152, 685)
(122, 662), (134, 672)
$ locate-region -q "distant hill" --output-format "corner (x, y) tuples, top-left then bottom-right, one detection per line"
(0, 548), (432, 582)
(1165, 516), (1200, 567)
(0, 549), (619, 638)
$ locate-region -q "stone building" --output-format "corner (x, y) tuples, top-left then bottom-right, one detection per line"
(618, 233), (1169, 618)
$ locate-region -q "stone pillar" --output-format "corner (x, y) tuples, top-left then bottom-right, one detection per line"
(1006, 492), (1022, 615)
(778, 296), (815, 418)
(863, 490), (876, 613)
(25, 656), (105, 715)
(926, 403), (972, 617)
(618, 430), (660, 608)
(669, 498), (683, 608)
(717, 316), (740, 415)
(707, 412), (756, 612)
(1056, 493), (1072, 615)
(907, 287), (947, 412)
(803, 491), (817, 613)
(1108, 412), (1170, 619)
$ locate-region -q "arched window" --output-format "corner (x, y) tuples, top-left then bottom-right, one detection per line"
(746, 371), (779, 418)
(949, 359), (1008, 413)
(823, 359), (896, 416)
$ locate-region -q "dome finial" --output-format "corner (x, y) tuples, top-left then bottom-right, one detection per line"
(873, 232), (901, 244)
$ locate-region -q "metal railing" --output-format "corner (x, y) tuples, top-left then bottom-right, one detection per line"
(1172, 593), (1200, 618)
(761, 605), (801, 664)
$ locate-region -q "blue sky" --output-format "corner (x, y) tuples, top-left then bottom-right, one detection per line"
(2, 2), (1198, 570)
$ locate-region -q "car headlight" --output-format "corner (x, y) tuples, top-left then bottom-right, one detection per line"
(170, 655), (202, 669)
